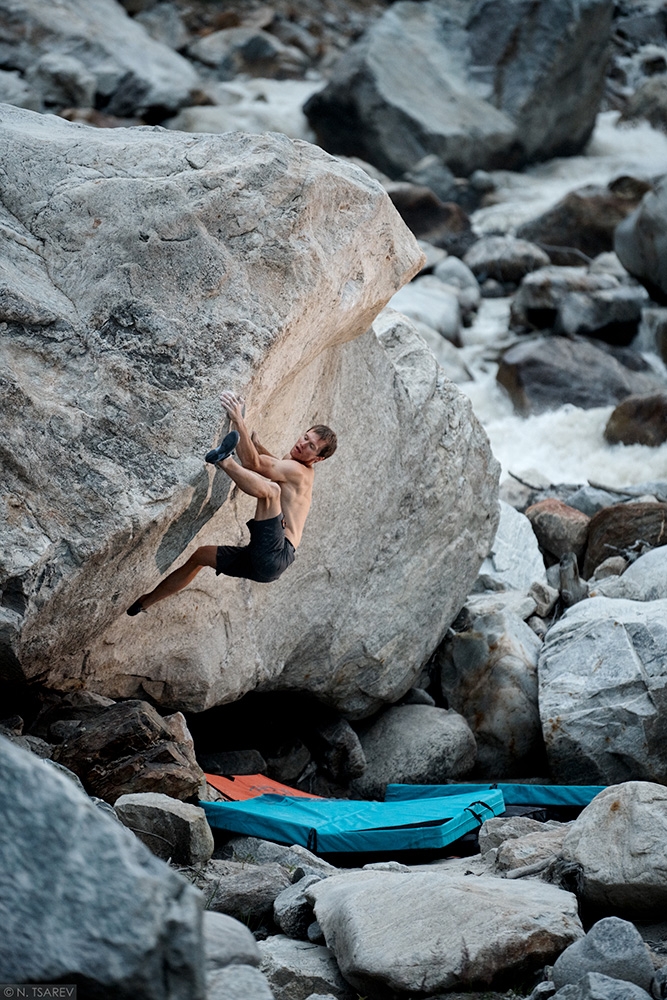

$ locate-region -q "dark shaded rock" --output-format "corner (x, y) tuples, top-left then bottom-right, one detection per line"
(553, 972), (652, 1000)
(559, 552), (589, 607)
(510, 267), (620, 332)
(517, 178), (652, 265)
(304, 0), (612, 179)
(605, 392), (667, 446)
(114, 791), (215, 864)
(385, 183), (475, 253)
(583, 502), (667, 576)
(53, 699), (204, 803)
(190, 861), (291, 923)
(635, 307), (667, 365)
(187, 27), (309, 81)
(403, 154), (457, 204)
(273, 874), (322, 940)
(0, 735), (205, 998)
(557, 285), (649, 346)
(265, 740), (311, 784)
(497, 336), (664, 415)
(198, 749), (267, 776)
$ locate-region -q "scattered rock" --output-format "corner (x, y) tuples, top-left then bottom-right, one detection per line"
(495, 825), (568, 874)
(557, 782), (667, 915)
(510, 267), (620, 332)
(479, 815), (558, 854)
(350, 704), (476, 799)
(0, 736), (205, 997)
(616, 174), (667, 304)
(385, 183), (475, 253)
(0, 0), (200, 117)
(554, 971), (653, 1000)
(464, 236), (551, 285)
(389, 276), (461, 343)
(259, 935), (355, 1000)
(0, 67), (40, 110)
(219, 837), (337, 880)
(404, 154), (457, 203)
(557, 285), (649, 346)
(565, 486), (629, 518)
(114, 791), (214, 864)
(592, 555), (629, 580)
(304, 0), (612, 177)
(604, 393), (667, 446)
(589, 546), (667, 601)
(497, 337), (665, 415)
(187, 28), (309, 80)
(189, 861), (291, 923)
(436, 608), (543, 777)
(475, 500), (549, 592)
(198, 749), (267, 776)
(52, 700), (203, 803)
(559, 552), (590, 607)
(516, 179), (652, 265)
(525, 499), (591, 561)
(206, 963), (276, 1000)
(539, 598), (667, 784)
(273, 875), (322, 941)
(635, 307), (667, 365)
(433, 254), (482, 322)
(553, 917), (654, 992)
(204, 909), (261, 970)
(307, 870), (583, 994)
(619, 75), (667, 132)
(583, 503), (667, 576)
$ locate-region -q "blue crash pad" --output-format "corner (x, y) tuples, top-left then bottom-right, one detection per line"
(385, 783), (605, 809)
(202, 788), (505, 853)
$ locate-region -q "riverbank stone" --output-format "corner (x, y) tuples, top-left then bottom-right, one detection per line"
(553, 917), (654, 992)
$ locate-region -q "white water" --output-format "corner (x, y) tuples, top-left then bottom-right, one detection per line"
(459, 114), (667, 489)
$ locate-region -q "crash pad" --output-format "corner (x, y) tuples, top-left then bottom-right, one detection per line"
(205, 772), (320, 801)
(201, 788), (505, 853)
(385, 783), (605, 809)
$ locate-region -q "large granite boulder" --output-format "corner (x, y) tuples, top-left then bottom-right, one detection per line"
(616, 174), (667, 304)
(0, 106), (499, 717)
(306, 870), (583, 994)
(557, 782), (667, 915)
(538, 598), (667, 784)
(0, 736), (205, 997)
(304, 0), (612, 178)
(0, 0), (200, 117)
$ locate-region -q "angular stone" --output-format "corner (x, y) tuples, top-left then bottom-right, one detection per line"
(350, 704), (476, 799)
(495, 826), (568, 874)
(189, 861), (291, 923)
(553, 916), (654, 992)
(510, 267), (621, 332)
(437, 608), (543, 777)
(0, 106), (498, 718)
(273, 875), (322, 941)
(198, 750), (267, 776)
(539, 598), (667, 784)
(114, 791), (214, 865)
(476, 500), (548, 592)
(0, 0), (200, 117)
(525, 498), (591, 560)
(583, 503), (667, 576)
(479, 814), (555, 854)
(605, 393), (667, 447)
(258, 936), (355, 1000)
(554, 972), (652, 1000)
(304, 0), (611, 177)
(307, 870), (583, 994)
(187, 28), (309, 81)
(0, 736), (205, 997)
(557, 285), (649, 345)
(219, 837), (338, 879)
(52, 700), (203, 803)
(389, 276), (462, 343)
(558, 782), (667, 915)
(206, 964), (275, 1000)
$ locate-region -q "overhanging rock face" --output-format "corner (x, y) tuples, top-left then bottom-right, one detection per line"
(0, 105), (499, 716)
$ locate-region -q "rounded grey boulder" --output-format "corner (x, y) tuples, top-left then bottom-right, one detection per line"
(553, 917), (654, 991)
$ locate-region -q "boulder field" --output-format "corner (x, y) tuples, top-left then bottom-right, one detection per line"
(0, 104), (499, 716)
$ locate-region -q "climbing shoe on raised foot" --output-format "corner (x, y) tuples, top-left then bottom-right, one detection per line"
(126, 600), (146, 616)
(205, 430), (240, 466)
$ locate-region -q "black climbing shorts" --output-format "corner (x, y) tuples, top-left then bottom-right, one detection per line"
(215, 513), (296, 583)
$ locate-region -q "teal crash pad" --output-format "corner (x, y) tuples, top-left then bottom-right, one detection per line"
(385, 783), (605, 809)
(201, 788), (505, 853)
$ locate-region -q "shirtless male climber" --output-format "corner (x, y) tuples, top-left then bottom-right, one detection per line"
(126, 391), (337, 615)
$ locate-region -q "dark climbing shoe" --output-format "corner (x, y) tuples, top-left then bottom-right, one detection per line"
(126, 599), (146, 616)
(205, 430), (240, 466)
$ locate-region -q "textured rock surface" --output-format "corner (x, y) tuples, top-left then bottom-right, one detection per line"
(203, 910), (261, 970)
(307, 870), (583, 994)
(476, 500), (548, 592)
(463, 236), (550, 284)
(583, 503), (667, 576)
(557, 782), (667, 915)
(525, 499), (590, 560)
(616, 175), (667, 304)
(553, 972), (652, 1000)
(605, 393), (667, 446)
(114, 791), (214, 864)
(590, 546), (667, 601)
(0, 105), (499, 715)
(437, 608), (543, 776)
(553, 917), (654, 992)
(189, 861), (291, 923)
(259, 936), (355, 1000)
(304, 0), (612, 177)
(0, 736), (205, 998)
(539, 599), (667, 784)
(207, 964), (275, 1000)
(350, 704), (477, 799)
(495, 826), (568, 873)
(0, 0), (200, 116)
